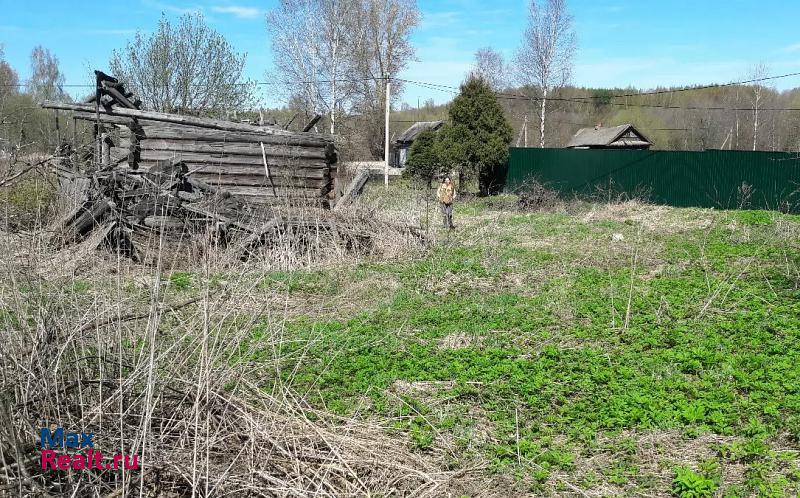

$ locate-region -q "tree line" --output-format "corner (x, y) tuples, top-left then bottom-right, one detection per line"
(0, 44), (73, 156)
(3, 0), (799, 163)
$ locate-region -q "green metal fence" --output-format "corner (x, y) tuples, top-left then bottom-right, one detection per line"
(504, 148), (800, 213)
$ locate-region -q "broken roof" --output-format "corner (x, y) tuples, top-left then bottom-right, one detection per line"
(566, 124), (652, 149)
(395, 121), (444, 145)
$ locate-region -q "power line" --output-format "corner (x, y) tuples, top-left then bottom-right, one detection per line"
(580, 71), (800, 100)
(5, 72), (800, 112)
(398, 71), (800, 101)
(396, 78), (800, 113)
(0, 76), (389, 89)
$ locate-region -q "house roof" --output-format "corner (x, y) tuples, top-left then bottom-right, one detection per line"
(395, 121), (444, 144)
(566, 124), (652, 148)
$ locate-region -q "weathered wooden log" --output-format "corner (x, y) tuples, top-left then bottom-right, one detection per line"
(190, 173), (329, 189)
(144, 216), (186, 230)
(117, 162), (329, 180)
(118, 138), (329, 159)
(63, 198), (114, 242)
(102, 85), (138, 109)
(224, 185), (331, 199)
(113, 148), (329, 168)
(119, 123), (334, 148)
(41, 101), (331, 140)
(303, 114), (322, 132)
(334, 169), (370, 211)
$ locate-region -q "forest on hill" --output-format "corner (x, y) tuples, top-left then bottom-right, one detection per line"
(390, 83), (800, 153)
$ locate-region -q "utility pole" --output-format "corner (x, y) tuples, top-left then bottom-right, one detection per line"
(384, 77), (391, 190)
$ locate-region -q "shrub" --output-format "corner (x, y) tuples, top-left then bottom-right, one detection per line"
(516, 179), (560, 211)
(672, 467), (718, 498)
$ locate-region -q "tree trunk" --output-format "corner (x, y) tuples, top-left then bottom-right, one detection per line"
(753, 103), (759, 151)
(539, 87), (548, 148)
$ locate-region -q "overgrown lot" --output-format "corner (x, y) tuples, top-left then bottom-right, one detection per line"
(248, 194), (800, 496)
(2, 182), (799, 497)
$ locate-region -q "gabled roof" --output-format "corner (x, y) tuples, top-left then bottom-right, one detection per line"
(566, 124), (652, 148)
(395, 121), (444, 144)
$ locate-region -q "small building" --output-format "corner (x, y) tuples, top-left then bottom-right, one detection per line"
(393, 120), (444, 167)
(566, 124), (652, 150)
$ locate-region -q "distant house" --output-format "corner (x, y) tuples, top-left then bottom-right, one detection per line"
(393, 121), (444, 167)
(566, 124), (652, 150)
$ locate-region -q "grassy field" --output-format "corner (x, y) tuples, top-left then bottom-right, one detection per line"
(244, 191), (800, 496)
(2, 180), (800, 496)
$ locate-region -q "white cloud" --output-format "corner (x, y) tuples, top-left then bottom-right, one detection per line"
(210, 5), (262, 19)
(782, 43), (800, 53)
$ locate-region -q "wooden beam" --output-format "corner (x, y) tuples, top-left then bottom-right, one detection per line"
(190, 173), (329, 189)
(302, 114), (322, 132)
(41, 101), (332, 140)
(334, 169), (370, 211)
(113, 148), (329, 168)
(118, 138), (329, 159)
(117, 162), (329, 179)
(119, 122), (333, 148)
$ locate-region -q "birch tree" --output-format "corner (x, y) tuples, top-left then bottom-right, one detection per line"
(514, 0), (576, 148)
(267, 0), (361, 134)
(267, 0), (419, 154)
(28, 46), (66, 102)
(748, 63), (769, 151)
(471, 47), (506, 90)
(0, 45), (19, 99)
(351, 0), (419, 156)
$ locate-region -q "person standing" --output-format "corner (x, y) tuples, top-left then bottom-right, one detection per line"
(437, 176), (456, 229)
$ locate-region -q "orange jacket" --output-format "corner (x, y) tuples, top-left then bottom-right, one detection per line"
(437, 182), (455, 204)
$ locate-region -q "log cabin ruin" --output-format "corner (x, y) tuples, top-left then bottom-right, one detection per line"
(36, 71), (391, 263)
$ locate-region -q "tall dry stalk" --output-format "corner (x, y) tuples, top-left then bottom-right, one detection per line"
(0, 191), (446, 496)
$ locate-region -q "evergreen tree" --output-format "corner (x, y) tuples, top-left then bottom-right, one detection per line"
(403, 130), (443, 182)
(442, 76), (513, 195)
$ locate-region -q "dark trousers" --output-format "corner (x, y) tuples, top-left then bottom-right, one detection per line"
(440, 202), (453, 228)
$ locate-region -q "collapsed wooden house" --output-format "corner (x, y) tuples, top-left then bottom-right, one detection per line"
(42, 72), (337, 204)
(35, 71), (361, 262)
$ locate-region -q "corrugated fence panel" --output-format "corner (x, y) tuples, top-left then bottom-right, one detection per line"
(504, 148), (800, 213)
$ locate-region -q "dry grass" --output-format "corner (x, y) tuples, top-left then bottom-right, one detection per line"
(0, 193), (459, 497)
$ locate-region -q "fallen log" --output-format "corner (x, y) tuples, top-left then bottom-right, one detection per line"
(334, 170), (370, 211)
(61, 198), (114, 243)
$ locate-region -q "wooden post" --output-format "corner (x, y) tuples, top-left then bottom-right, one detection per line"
(55, 109), (60, 146)
(384, 77), (391, 190)
(101, 132), (110, 166)
(94, 73), (101, 166)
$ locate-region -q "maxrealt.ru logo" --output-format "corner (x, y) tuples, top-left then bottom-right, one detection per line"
(40, 428), (139, 471)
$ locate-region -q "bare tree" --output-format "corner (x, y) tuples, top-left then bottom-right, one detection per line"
(748, 63), (769, 151)
(110, 13), (254, 115)
(28, 46), (66, 102)
(0, 45), (19, 99)
(514, 0), (576, 148)
(267, 0), (419, 157)
(471, 47), (506, 90)
(351, 0), (419, 157)
(267, 0), (361, 134)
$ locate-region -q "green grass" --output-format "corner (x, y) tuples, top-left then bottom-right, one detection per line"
(238, 199), (800, 495)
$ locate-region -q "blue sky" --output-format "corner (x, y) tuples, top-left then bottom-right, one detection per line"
(1, 0), (800, 107)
